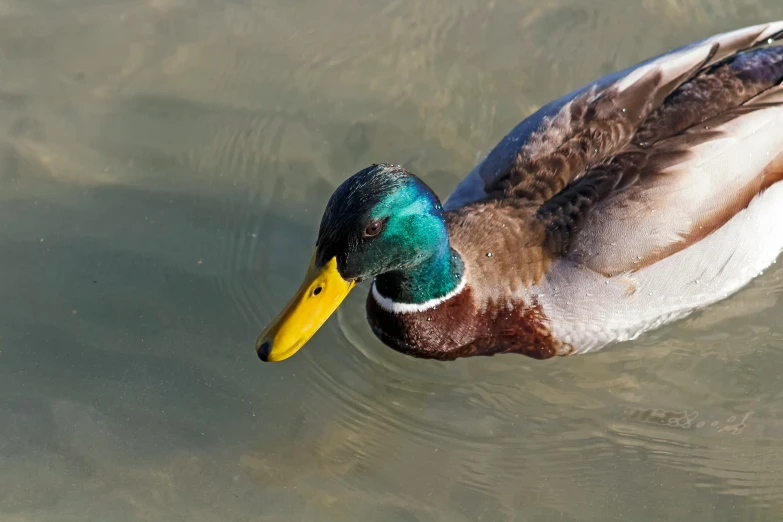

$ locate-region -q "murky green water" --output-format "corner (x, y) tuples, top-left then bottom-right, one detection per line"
(2, 0), (783, 520)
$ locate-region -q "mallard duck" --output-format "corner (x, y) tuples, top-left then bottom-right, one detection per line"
(256, 21), (783, 362)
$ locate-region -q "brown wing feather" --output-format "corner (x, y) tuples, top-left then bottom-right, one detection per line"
(487, 71), (663, 203)
(568, 98), (783, 276)
(635, 47), (783, 145)
(483, 25), (783, 201)
(534, 45), (783, 262)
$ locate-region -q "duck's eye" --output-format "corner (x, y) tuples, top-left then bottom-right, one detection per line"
(363, 220), (384, 238)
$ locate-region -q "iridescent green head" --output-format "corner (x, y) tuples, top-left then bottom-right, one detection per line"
(256, 163), (462, 362)
(315, 164), (449, 280)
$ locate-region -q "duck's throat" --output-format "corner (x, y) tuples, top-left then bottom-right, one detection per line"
(372, 246), (465, 313)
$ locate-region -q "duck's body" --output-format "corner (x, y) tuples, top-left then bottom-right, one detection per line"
(257, 22), (783, 363)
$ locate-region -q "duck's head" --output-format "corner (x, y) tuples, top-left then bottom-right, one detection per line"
(256, 164), (446, 362)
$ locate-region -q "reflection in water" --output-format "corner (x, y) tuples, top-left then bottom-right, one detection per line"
(0, 0), (783, 521)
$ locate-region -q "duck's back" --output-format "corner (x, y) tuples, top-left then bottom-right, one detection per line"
(446, 22), (783, 354)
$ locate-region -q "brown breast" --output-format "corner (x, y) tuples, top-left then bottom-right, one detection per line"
(364, 285), (565, 361)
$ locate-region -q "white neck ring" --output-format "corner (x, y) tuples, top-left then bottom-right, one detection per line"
(371, 274), (467, 314)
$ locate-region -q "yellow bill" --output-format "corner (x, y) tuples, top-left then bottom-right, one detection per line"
(256, 251), (355, 362)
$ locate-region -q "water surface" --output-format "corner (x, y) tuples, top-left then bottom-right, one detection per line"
(1, 0), (783, 521)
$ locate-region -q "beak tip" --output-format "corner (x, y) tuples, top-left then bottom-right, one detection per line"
(257, 341), (271, 362)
